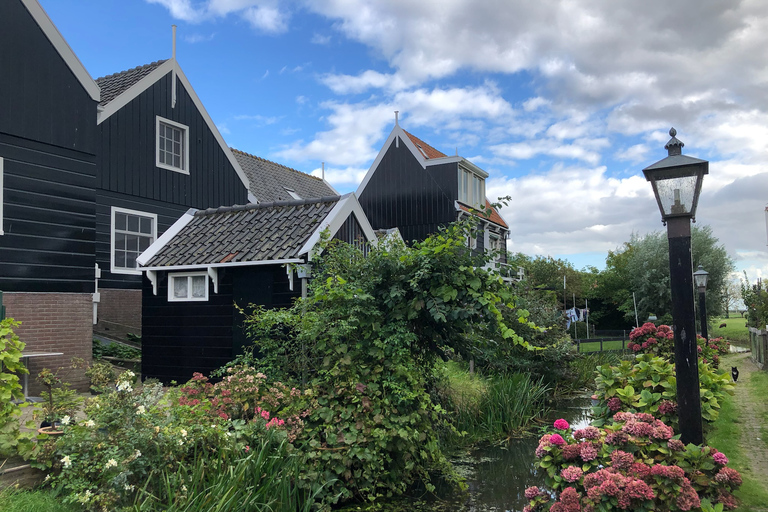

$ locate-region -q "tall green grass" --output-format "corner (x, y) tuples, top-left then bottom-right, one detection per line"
(446, 371), (551, 443)
(133, 430), (322, 512)
(564, 352), (622, 393)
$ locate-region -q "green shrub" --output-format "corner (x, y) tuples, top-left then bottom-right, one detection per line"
(591, 354), (734, 429)
(527, 413), (743, 511)
(0, 318), (36, 458)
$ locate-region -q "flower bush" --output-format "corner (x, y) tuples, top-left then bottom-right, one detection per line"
(627, 322), (674, 357)
(697, 336), (730, 369)
(528, 414), (742, 511)
(592, 354), (734, 428)
(0, 318), (36, 459)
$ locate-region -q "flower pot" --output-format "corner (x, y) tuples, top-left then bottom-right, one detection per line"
(37, 426), (64, 436)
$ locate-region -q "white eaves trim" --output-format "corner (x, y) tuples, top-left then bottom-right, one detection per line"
(136, 208), (197, 267)
(22, 0), (100, 102)
(142, 258), (305, 273)
(356, 124), (488, 198)
(298, 193), (378, 260)
(96, 59), (251, 194)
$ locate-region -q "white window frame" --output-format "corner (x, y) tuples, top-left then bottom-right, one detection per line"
(458, 166), (485, 209)
(168, 272), (209, 302)
(111, 206), (157, 275)
(155, 116), (190, 174)
(0, 157), (4, 236)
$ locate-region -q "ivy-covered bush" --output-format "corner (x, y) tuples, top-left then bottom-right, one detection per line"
(527, 414), (742, 511)
(591, 354), (734, 428)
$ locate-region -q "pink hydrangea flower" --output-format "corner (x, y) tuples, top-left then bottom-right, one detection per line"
(713, 451), (729, 465)
(607, 397), (622, 412)
(573, 426), (601, 440)
(524, 486), (541, 499)
(580, 442), (597, 461)
(560, 465), (584, 482)
(549, 433), (566, 446)
(562, 443), (582, 460)
(610, 450), (634, 470)
(667, 439), (685, 451)
(554, 418), (570, 430)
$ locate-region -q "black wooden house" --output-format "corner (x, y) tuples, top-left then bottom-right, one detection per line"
(93, 57), (251, 340)
(136, 194), (377, 384)
(356, 119), (509, 268)
(0, 0), (102, 391)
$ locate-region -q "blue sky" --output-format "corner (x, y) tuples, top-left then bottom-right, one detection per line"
(41, 0), (768, 283)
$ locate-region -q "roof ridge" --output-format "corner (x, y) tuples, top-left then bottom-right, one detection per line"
(95, 59), (168, 82)
(230, 147), (324, 182)
(194, 196), (341, 216)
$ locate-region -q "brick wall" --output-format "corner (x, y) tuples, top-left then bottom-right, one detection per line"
(94, 288), (142, 340)
(4, 292), (93, 394)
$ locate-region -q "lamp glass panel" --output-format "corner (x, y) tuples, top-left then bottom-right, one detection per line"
(654, 175), (697, 216)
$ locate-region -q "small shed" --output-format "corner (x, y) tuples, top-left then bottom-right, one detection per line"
(136, 194), (377, 383)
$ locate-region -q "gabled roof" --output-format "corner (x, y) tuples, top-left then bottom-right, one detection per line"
(137, 194), (378, 270)
(231, 149), (337, 203)
(21, 0), (100, 102)
(94, 58), (250, 193)
(358, 123), (508, 231)
(96, 60), (167, 106)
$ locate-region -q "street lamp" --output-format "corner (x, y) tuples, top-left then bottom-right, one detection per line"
(643, 127), (708, 446)
(693, 265), (710, 341)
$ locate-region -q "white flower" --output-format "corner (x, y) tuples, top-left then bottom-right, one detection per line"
(178, 439), (184, 446)
(123, 370), (135, 379)
(61, 455), (72, 468)
(124, 484), (134, 491)
(105, 458), (117, 469)
(44, 474), (51, 482)
(134, 449), (141, 458)
(136, 405), (146, 415)
(84, 419), (95, 428)
(180, 429), (187, 437)
(181, 485), (187, 492)
(116, 381), (133, 392)
(77, 490), (93, 504)
(60, 416), (71, 425)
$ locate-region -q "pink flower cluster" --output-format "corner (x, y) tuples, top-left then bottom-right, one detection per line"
(657, 400), (677, 416)
(550, 487), (581, 512)
(712, 451), (729, 465)
(554, 418), (570, 430)
(572, 426), (601, 441)
(610, 450), (634, 470)
(617, 412), (673, 440)
(560, 465), (584, 483)
(583, 468), (656, 509)
(607, 397), (622, 412)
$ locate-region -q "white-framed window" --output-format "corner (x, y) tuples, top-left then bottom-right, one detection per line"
(156, 116), (189, 174)
(168, 272), (209, 302)
(458, 166), (485, 208)
(111, 207), (157, 275)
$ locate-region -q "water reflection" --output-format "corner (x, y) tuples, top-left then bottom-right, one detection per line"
(437, 397), (593, 512)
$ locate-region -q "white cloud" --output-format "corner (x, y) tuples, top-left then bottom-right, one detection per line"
(183, 32), (216, 43)
(309, 166), (367, 186)
(146, 0), (289, 33)
(311, 33), (331, 45)
(146, 0), (203, 21)
(241, 4), (288, 33)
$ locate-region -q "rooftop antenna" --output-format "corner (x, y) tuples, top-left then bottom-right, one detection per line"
(171, 25), (177, 108)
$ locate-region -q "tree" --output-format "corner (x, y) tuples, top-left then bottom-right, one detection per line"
(605, 226), (734, 325)
(721, 276), (741, 318)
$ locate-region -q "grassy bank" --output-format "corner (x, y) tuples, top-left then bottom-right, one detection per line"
(0, 487), (79, 512)
(706, 355), (768, 511)
(710, 316), (750, 346)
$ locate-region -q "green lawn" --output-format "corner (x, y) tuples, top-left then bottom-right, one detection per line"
(709, 315), (750, 346)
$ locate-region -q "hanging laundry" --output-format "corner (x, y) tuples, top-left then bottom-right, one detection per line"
(566, 308), (579, 329)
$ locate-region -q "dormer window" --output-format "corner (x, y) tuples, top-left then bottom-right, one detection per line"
(284, 187), (302, 200)
(458, 167), (485, 208)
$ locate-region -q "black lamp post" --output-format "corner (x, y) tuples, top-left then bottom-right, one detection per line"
(643, 127), (708, 446)
(694, 265), (709, 341)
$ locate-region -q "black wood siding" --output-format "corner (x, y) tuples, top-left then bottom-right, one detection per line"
(0, 0), (96, 154)
(142, 265), (300, 385)
(0, 0), (98, 292)
(333, 212), (369, 254)
(0, 134), (96, 292)
(97, 71), (248, 287)
(358, 136), (458, 244)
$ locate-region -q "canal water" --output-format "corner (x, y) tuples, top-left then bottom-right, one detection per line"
(393, 396), (594, 512)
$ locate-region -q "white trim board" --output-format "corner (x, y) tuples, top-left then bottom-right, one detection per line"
(21, 0), (100, 102)
(298, 193), (378, 259)
(96, 59), (250, 194)
(155, 115), (190, 175)
(111, 206), (158, 275)
(136, 208), (196, 267)
(141, 258), (304, 273)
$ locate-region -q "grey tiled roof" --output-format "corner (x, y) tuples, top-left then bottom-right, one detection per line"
(142, 197), (340, 267)
(231, 149), (335, 202)
(96, 60), (168, 106)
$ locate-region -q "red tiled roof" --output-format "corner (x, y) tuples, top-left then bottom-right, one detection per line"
(403, 130), (447, 159)
(459, 199), (509, 229)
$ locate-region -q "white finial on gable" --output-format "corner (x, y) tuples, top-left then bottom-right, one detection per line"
(322, 162), (325, 181)
(171, 25), (177, 108)
(394, 111), (399, 126)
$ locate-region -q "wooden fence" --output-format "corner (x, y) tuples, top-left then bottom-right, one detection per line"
(749, 327), (768, 369)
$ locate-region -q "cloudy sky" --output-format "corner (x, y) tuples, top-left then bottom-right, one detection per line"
(42, 0), (768, 278)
